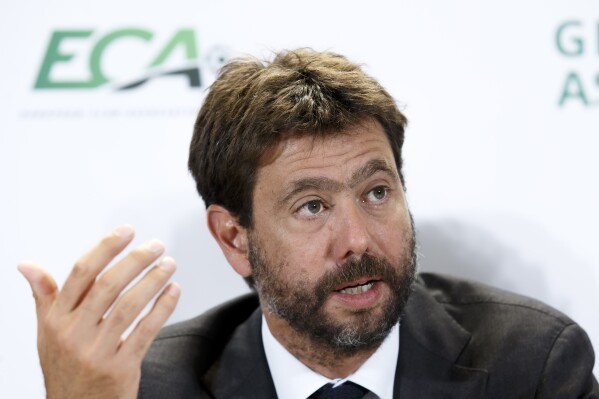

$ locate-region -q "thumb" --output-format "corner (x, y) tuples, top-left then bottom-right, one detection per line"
(18, 261), (58, 318)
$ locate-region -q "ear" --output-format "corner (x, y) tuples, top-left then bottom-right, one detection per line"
(206, 204), (252, 278)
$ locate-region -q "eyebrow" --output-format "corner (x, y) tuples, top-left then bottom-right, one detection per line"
(348, 159), (398, 188)
(278, 159), (398, 207)
(278, 177), (343, 207)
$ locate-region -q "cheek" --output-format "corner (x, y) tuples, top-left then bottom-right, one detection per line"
(259, 204), (330, 253)
(269, 228), (331, 284)
(372, 211), (413, 258)
(253, 219), (316, 266)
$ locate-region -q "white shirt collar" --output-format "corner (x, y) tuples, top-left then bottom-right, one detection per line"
(261, 316), (400, 399)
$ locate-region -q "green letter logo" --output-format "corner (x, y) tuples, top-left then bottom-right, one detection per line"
(556, 21), (584, 57)
(35, 31), (95, 88)
(34, 28), (202, 90)
(559, 72), (588, 106)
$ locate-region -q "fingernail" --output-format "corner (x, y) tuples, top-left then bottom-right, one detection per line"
(114, 224), (134, 239)
(166, 282), (181, 298)
(147, 239), (165, 254)
(159, 256), (176, 272)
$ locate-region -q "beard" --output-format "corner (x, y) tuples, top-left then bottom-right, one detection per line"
(248, 224), (417, 356)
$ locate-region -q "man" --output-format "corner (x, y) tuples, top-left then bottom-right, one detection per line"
(20, 49), (598, 398)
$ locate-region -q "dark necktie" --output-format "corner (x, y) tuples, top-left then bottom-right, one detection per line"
(308, 381), (369, 399)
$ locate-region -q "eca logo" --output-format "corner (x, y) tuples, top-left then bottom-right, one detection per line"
(34, 28), (224, 90)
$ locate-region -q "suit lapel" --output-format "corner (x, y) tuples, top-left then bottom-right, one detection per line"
(201, 308), (278, 399)
(394, 282), (488, 398)
(200, 279), (488, 398)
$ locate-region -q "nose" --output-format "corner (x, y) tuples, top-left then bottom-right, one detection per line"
(331, 199), (371, 261)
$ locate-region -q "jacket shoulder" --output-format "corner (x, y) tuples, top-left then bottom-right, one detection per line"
(418, 272), (573, 323)
(415, 273), (597, 395)
(139, 293), (260, 399)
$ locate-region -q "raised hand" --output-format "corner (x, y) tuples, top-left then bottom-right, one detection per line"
(18, 225), (180, 399)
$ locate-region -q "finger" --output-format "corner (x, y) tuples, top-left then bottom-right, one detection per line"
(120, 282), (180, 360)
(55, 224), (135, 313)
(100, 256), (177, 342)
(75, 239), (165, 325)
(17, 261), (58, 319)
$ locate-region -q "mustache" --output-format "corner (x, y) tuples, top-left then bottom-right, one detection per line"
(313, 253), (401, 302)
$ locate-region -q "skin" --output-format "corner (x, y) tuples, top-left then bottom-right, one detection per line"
(19, 119), (412, 396)
(208, 119), (414, 378)
(18, 225), (180, 399)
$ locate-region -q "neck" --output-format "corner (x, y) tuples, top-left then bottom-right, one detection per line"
(262, 307), (380, 379)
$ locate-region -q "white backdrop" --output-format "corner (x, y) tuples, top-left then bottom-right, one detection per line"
(2, 0), (598, 396)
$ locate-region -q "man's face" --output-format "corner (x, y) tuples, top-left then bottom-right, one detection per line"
(248, 120), (416, 353)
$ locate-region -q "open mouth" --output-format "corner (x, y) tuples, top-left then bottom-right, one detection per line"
(335, 279), (380, 295)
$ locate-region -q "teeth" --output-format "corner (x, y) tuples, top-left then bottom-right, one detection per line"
(340, 282), (374, 294)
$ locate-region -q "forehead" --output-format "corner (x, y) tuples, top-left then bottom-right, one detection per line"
(256, 120), (397, 184)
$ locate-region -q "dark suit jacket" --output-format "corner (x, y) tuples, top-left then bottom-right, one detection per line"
(139, 273), (599, 398)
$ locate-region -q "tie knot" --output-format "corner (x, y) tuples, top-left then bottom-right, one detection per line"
(308, 381), (369, 399)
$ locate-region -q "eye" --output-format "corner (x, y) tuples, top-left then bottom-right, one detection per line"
(365, 186), (389, 203)
(297, 199), (325, 217)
